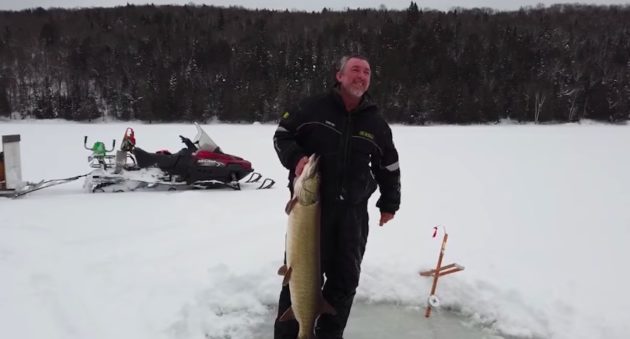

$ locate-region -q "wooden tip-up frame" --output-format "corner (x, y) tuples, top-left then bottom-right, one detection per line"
(419, 232), (465, 318)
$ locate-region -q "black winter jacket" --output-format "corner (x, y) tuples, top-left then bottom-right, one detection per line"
(273, 88), (401, 213)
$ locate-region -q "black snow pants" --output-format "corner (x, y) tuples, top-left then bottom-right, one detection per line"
(274, 198), (370, 339)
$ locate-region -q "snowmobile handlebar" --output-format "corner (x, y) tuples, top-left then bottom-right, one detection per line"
(179, 135), (198, 151)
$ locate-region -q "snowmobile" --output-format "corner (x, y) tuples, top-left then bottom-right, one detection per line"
(84, 123), (274, 193)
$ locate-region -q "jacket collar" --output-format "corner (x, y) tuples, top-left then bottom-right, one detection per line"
(330, 84), (376, 113)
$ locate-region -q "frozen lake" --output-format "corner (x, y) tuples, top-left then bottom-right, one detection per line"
(2, 122), (629, 339)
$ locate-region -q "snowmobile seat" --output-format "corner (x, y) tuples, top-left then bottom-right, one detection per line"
(133, 147), (194, 175)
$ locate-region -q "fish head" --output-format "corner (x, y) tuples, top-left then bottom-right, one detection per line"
(294, 154), (320, 205)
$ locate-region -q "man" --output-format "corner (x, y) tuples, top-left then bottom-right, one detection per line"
(272, 55), (401, 338)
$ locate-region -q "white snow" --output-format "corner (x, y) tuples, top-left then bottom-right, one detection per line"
(1, 121), (629, 339)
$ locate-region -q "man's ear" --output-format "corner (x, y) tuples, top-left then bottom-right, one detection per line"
(335, 71), (342, 82)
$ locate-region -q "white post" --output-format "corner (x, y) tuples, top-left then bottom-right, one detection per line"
(2, 135), (23, 190)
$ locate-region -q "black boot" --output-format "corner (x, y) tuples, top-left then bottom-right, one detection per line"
(314, 289), (356, 339)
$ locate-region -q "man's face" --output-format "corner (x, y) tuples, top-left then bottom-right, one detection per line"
(336, 58), (371, 98)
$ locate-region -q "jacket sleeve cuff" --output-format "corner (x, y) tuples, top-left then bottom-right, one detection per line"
(376, 200), (399, 214)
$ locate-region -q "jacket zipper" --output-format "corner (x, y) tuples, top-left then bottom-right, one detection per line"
(339, 111), (353, 201)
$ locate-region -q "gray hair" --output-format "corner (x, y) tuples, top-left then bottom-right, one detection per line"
(336, 54), (370, 73)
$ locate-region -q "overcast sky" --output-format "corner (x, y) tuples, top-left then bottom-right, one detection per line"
(0, 1), (628, 12)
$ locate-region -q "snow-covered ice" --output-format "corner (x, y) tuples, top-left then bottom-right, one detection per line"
(1, 121), (629, 338)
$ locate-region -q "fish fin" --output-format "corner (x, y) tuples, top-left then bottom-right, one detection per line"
(281, 267), (293, 286)
(277, 264), (288, 276)
(278, 306), (295, 321)
(320, 298), (337, 315)
(285, 198), (297, 214)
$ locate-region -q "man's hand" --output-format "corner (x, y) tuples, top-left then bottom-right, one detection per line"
(379, 212), (395, 226)
(295, 156), (309, 176)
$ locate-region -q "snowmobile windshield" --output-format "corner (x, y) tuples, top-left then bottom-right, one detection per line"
(193, 123), (221, 152)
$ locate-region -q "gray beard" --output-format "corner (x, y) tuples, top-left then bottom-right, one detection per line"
(347, 85), (366, 98)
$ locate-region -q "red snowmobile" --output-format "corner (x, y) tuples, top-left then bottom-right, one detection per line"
(84, 123), (274, 192)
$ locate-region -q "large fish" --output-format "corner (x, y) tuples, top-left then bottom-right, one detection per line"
(277, 154), (336, 339)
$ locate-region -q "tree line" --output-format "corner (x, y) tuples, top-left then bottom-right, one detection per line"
(0, 2), (628, 124)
